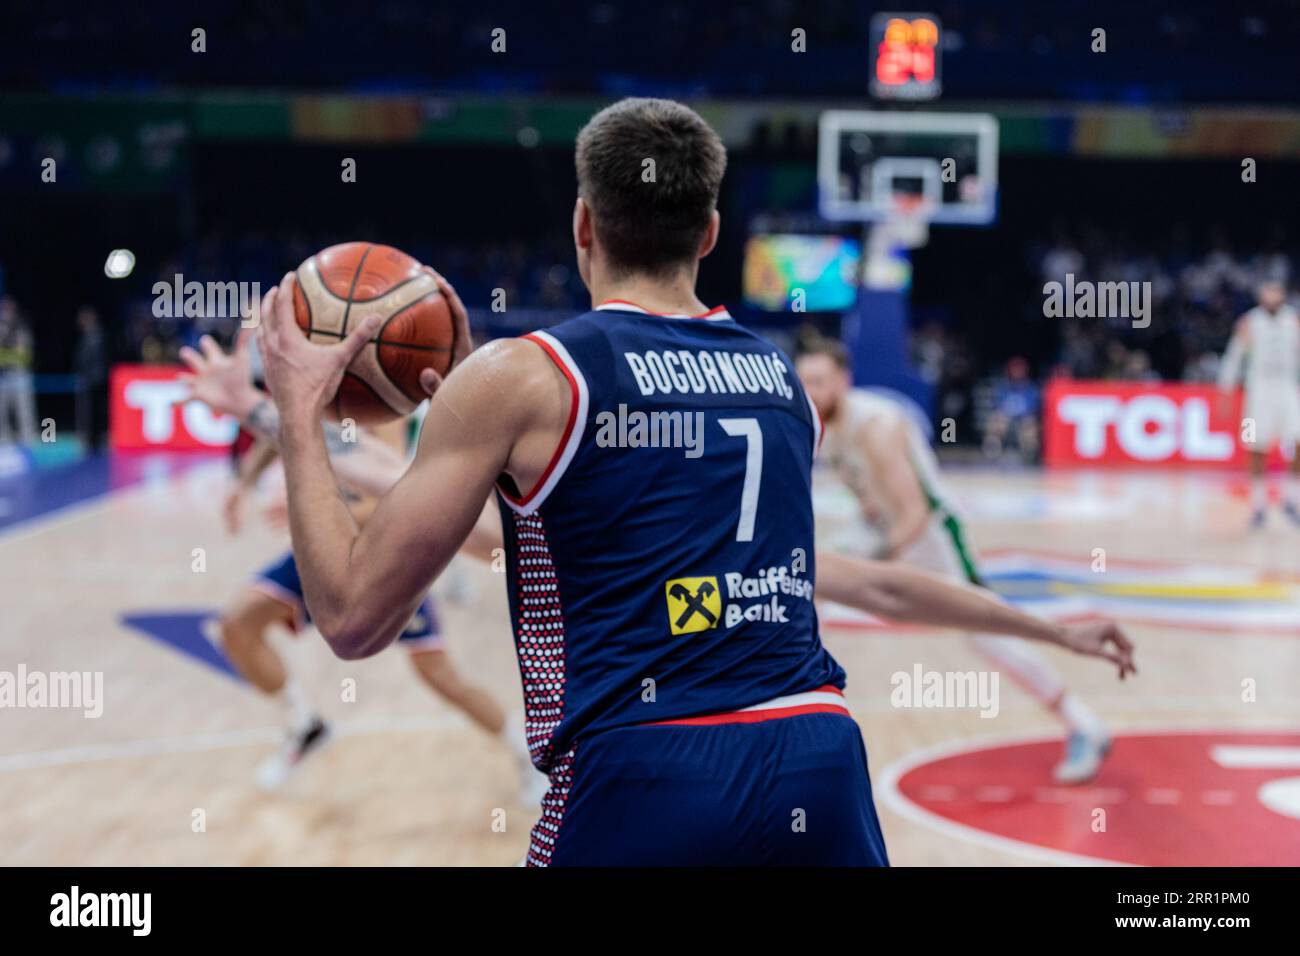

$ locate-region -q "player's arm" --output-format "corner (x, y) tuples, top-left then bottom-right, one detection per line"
(816, 550), (1136, 679)
(283, 339), (555, 658)
(256, 271), (562, 659)
(859, 417), (930, 558)
(1217, 316), (1250, 391)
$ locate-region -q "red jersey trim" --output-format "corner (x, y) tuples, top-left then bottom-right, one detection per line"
(642, 685), (848, 727)
(496, 331), (587, 514)
(596, 299), (732, 320)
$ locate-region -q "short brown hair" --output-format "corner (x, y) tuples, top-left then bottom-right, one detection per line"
(797, 333), (851, 370)
(575, 97), (727, 276)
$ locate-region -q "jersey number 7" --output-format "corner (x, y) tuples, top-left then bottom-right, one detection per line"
(719, 418), (763, 543)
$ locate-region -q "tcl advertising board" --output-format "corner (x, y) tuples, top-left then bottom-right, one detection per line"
(110, 364), (238, 451)
(1044, 380), (1251, 468)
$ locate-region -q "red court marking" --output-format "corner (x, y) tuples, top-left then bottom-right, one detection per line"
(885, 731), (1300, 866)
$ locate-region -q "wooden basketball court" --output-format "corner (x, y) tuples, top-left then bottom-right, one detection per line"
(3, 457), (1298, 865)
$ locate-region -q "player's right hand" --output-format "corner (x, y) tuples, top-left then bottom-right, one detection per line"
(1057, 618), (1137, 680)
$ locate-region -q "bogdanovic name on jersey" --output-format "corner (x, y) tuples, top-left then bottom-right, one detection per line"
(623, 349), (796, 401)
(723, 565), (813, 626)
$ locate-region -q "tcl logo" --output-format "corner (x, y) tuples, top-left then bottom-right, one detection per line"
(1045, 381), (1243, 468)
(110, 365), (238, 450)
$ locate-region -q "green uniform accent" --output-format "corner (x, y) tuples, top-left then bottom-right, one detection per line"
(906, 446), (984, 587)
(940, 512), (984, 587)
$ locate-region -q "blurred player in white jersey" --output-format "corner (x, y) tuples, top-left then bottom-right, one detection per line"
(798, 339), (1112, 785)
(1217, 279), (1300, 528)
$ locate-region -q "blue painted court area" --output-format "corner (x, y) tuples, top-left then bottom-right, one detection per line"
(0, 450), (224, 534)
(120, 611), (241, 680)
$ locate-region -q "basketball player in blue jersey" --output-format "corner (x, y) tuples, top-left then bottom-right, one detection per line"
(244, 98), (1134, 866)
(186, 329), (1136, 863)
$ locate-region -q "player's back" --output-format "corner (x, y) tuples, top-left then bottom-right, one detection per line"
(496, 303), (843, 766)
(498, 301), (886, 867)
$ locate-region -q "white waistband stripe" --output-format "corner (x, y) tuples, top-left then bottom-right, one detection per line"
(739, 689), (846, 713)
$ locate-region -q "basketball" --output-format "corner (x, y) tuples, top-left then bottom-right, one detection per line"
(291, 241), (455, 425)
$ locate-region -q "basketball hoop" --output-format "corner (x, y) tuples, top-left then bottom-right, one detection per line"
(881, 194), (933, 250)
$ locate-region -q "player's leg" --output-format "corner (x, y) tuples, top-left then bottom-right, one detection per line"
(965, 631), (1111, 780)
(1285, 453), (1300, 526)
(1247, 449), (1269, 527)
(226, 554), (330, 789)
(1279, 390), (1300, 525)
(907, 515), (1111, 784)
(1243, 387), (1276, 527)
(219, 587), (295, 693)
(406, 648), (505, 735)
(398, 597), (547, 805)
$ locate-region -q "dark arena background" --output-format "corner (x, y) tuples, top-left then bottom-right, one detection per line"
(0, 0), (1298, 920)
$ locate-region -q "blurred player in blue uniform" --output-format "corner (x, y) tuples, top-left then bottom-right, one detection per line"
(205, 377), (541, 801)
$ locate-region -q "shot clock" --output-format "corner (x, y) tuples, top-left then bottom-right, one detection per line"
(870, 12), (942, 100)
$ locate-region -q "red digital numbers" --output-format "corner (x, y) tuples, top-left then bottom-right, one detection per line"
(871, 14), (941, 99)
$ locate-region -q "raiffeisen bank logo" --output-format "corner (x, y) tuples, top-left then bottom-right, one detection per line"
(664, 564), (813, 636)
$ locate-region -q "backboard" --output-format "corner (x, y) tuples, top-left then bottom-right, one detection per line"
(817, 110), (998, 226)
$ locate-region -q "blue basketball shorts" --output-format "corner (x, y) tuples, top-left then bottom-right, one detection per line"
(252, 551), (443, 653)
(527, 687), (890, 866)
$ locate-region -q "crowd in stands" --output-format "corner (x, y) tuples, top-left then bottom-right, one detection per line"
(1033, 226), (1290, 385)
(910, 227), (1297, 462)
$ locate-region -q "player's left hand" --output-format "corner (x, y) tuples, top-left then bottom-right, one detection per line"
(1057, 618), (1137, 680)
(179, 328), (262, 419)
(256, 272), (380, 423)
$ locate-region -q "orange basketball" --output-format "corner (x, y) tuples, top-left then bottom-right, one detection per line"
(291, 241), (455, 425)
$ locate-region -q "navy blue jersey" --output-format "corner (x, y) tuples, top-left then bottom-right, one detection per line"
(497, 301), (846, 772)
